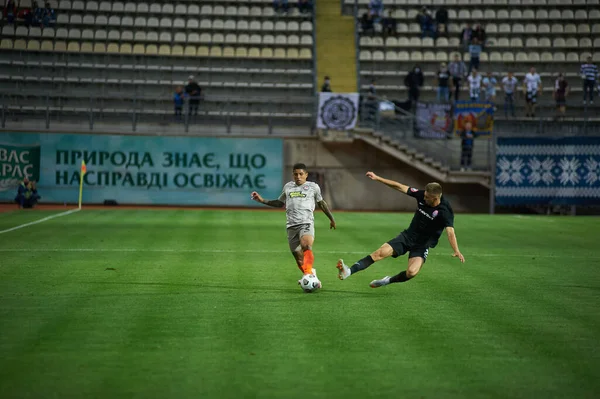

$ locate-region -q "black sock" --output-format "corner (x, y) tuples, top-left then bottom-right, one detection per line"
(350, 255), (375, 274)
(389, 271), (412, 284)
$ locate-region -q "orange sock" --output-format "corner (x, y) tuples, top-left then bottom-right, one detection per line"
(301, 249), (314, 275)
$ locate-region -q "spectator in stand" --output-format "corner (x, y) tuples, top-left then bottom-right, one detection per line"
(273, 0), (289, 14)
(468, 38), (482, 74)
(368, 0), (384, 20)
(42, 2), (56, 27)
(459, 23), (473, 53)
(405, 65), (424, 106)
(321, 76), (332, 92)
(33, 1), (45, 26)
(523, 67), (542, 118)
(14, 177), (40, 208)
(416, 7), (435, 38)
(449, 53), (467, 102)
(460, 121), (476, 172)
(185, 76), (201, 117)
(435, 6), (449, 38)
(381, 10), (397, 37)
(482, 71), (497, 103)
(501, 71), (518, 118)
(18, 4), (34, 27)
(436, 62), (452, 103)
(173, 86), (184, 121)
(554, 73), (569, 120)
(471, 23), (486, 49)
(467, 69), (482, 101)
(580, 56), (598, 105)
(3, 0), (17, 24)
(298, 0), (312, 14)
(361, 12), (375, 35)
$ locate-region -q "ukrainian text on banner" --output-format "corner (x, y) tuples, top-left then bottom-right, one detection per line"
(495, 137), (600, 206)
(453, 101), (494, 136)
(415, 102), (452, 139)
(0, 133), (283, 206)
(317, 93), (359, 130)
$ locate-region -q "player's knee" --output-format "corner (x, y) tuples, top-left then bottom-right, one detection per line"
(406, 268), (420, 278)
(300, 243), (312, 251)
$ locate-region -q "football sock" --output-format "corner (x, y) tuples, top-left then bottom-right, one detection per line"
(301, 249), (314, 275)
(350, 255), (375, 275)
(389, 271), (412, 283)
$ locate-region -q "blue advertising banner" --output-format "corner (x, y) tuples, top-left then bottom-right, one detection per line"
(453, 101), (494, 136)
(495, 137), (600, 205)
(0, 133), (284, 206)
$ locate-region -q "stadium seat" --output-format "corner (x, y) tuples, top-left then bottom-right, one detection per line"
(93, 43), (106, 53)
(490, 51), (502, 62)
(136, 2), (148, 13)
(41, 40), (53, 51)
(133, 44), (145, 55)
(87, 1), (98, 11)
(183, 45), (196, 56)
(360, 50), (371, 61)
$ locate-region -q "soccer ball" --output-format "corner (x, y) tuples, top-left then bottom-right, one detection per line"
(300, 274), (321, 293)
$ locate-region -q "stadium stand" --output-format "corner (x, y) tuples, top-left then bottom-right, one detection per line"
(0, 0), (316, 132)
(346, 0), (600, 118)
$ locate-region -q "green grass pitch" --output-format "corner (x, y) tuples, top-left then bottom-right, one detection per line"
(0, 209), (599, 399)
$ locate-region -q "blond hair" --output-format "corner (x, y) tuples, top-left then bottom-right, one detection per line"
(425, 182), (443, 196)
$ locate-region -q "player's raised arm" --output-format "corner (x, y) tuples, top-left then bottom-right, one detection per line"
(250, 191), (284, 208)
(365, 171), (410, 194)
(446, 227), (465, 263)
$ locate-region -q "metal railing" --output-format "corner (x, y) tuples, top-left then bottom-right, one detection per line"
(0, 93), (317, 135)
(358, 95), (493, 172)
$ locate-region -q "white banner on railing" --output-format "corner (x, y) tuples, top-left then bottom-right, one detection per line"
(317, 93), (359, 130)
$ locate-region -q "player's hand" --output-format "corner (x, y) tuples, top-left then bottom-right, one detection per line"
(452, 252), (465, 263)
(250, 191), (263, 203)
(365, 171), (379, 181)
(330, 220), (336, 230)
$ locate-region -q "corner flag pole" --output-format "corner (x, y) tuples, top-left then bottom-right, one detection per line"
(78, 160), (87, 209)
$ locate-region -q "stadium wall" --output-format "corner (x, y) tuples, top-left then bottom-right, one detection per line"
(285, 138), (489, 213)
(0, 132), (489, 212)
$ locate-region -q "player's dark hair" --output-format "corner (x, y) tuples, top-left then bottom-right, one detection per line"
(292, 163), (307, 172)
(425, 182), (443, 196)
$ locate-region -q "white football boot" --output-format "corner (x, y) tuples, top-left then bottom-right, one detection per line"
(369, 276), (391, 288)
(336, 259), (351, 280)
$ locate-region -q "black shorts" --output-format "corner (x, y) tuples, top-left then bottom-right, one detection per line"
(556, 98), (566, 107)
(526, 91), (537, 104)
(387, 232), (429, 262)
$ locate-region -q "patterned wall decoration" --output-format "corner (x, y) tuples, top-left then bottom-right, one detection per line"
(495, 137), (600, 205)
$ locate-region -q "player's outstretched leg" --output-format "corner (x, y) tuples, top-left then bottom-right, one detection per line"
(370, 256), (425, 288)
(337, 243), (394, 281)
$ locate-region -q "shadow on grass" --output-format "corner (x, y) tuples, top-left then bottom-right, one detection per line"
(81, 281), (378, 297)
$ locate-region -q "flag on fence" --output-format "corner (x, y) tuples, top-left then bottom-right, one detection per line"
(454, 101), (495, 136)
(415, 102), (452, 139)
(317, 93), (360, 130)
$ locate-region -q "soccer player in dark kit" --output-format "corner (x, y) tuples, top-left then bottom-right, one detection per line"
(336, 171), (465, 288)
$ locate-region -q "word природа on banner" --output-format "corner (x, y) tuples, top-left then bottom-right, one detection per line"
(54, 150), (269, 190)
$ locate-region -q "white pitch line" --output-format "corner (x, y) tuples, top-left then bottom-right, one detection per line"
(0, 247), (595, 259)
(0, 208), (81, 235)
